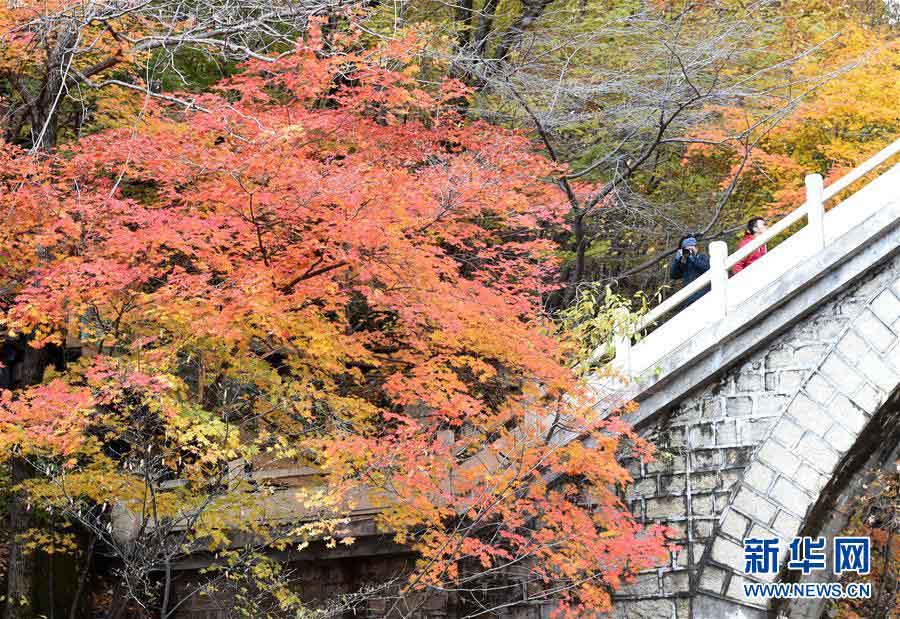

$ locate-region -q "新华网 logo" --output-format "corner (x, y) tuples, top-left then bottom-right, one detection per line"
(743, 536), (870, 577)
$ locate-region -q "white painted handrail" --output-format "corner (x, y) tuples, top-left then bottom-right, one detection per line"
(822, 139), (900, 200)
(631, 137), (900, 335)
(603, 137), (900, 373)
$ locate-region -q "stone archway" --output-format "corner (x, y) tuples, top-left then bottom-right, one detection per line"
(610, 251), (900, 619)
(695, 277), (900, 617)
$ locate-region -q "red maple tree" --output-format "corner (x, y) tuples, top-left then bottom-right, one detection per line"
(0, 26), (669, 617)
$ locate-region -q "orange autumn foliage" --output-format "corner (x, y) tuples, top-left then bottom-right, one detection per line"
(0, 30), (669, 616)
(680, 6), (899, 222)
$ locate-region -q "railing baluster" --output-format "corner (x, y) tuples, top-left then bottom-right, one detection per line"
(709, 241), (728, 319)
(612, 307), (632, 376)
(613, 333), (631, 376)
(806, 173), (825, 252)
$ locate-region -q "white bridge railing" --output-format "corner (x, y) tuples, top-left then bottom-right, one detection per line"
(611, 137), (900, 375)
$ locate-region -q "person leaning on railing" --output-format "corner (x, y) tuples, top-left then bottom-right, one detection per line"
(670, 235), (710, 306)
(731, 217), (768, 275)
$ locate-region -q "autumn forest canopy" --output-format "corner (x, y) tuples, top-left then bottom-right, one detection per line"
(0, 0), (897, 618)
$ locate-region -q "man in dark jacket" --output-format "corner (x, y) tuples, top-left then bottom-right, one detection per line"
(670, 235), (710, 306)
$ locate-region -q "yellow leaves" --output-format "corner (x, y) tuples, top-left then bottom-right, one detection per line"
(168, 404), (242, 466)
(264, 435), (299, 460)
(286, 516), (352, 550)
(25, 459), (146, 507)
(686, 13), (899, 229)
(205, 529), (232, 552)
(81, 83), (145, 134)
(20, 528), (79, 555)
(759, 18), (900, 175)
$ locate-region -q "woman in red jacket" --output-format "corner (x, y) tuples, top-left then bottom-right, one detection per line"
(732, 217), (767, 275)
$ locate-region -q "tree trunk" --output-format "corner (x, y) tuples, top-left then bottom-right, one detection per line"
(108, 582), (130, 619)
(3, 339), (62, 619)
(473, 0), (499, 56)
(562, 212), (586, 306)
(29, 94), (59, 152)
(494, 0), (554, 60)
(29, 24), (77, 151)
(454, 0), (475, 49)
(67, 535), (95, 619)
(5, 458), (33, 619)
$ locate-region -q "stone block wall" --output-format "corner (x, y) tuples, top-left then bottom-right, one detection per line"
(611, 256), (900, 619)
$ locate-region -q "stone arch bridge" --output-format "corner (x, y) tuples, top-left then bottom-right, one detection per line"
(599, 140), (900, 618)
